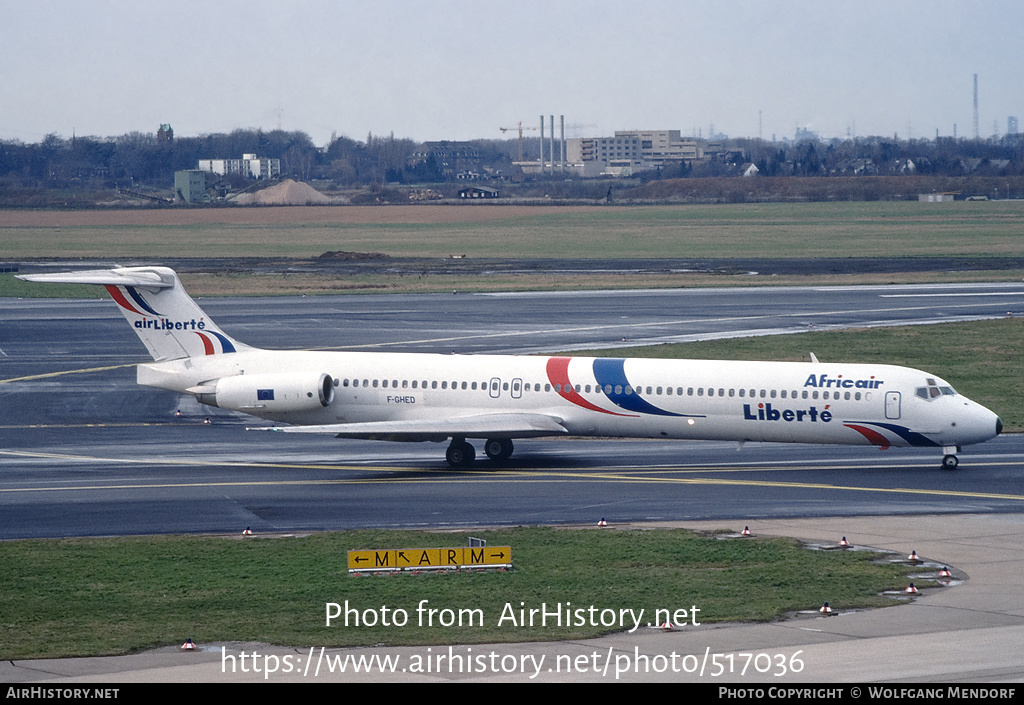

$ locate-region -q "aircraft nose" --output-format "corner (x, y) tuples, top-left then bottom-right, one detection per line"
(959, 401), (1002, 445)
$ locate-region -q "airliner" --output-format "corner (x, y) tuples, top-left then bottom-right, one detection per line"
(19, 266), (1002, 469)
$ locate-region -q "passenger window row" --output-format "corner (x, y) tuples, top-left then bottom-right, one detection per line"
(338, 378), (866, 402)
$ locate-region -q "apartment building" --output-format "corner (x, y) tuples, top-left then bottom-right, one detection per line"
(197, 153), (281, 180)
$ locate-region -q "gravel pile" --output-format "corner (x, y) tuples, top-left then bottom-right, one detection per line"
(233, 179), (333, 205)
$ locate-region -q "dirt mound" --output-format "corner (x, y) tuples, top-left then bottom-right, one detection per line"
(317, 251), (391, 261)
(233, 179), (334, 205)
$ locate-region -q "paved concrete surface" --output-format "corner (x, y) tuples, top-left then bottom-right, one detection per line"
(3, 513), (1023, 683)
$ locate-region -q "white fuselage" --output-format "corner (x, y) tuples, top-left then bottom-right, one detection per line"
(138, 349), (1000, 450)
(20, 266), (1001, 467)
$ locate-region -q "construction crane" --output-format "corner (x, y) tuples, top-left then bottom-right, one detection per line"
(499, 122), (539, 162)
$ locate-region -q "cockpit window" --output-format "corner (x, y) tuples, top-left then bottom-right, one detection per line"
(916, 378), (957, 401)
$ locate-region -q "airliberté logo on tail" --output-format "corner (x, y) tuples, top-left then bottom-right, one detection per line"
(108, 285), (208, 331)
(134, 317), (206, 331)
(107, 284), (234, 354)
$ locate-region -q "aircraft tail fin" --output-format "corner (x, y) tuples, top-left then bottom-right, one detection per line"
(17, 266), (252, 362)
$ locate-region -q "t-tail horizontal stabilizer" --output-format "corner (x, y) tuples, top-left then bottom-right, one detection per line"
(17, 266), (250, 362)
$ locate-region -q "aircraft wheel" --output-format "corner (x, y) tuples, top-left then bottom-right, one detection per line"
(446, 441), (475, 468)
(484, 438), (514, 462)
(942, 454), (959, 470)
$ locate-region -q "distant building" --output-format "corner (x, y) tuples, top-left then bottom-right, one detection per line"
(175, 170), (206, 203)
(919, 193), (955, 202)
(565, 130), (704, 177)
(794, 126), (819, 142)
(197, 153), (281, 180)
(458, 186), (499, 199)
(847, 158), (878, 176)
(409, 141), (481, 177)
(157, 124), (174, 143)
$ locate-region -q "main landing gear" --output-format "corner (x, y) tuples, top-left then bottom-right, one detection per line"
(445, 438), (514, 467)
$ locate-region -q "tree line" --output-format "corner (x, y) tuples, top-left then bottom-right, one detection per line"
(0, 128), (523, 191)
(1, 127), (1022, 193)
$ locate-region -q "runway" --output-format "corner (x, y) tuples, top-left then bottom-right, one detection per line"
(2, 281), (1023, 539)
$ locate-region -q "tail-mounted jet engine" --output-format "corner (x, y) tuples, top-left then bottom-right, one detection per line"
(196, 372), (335, 412)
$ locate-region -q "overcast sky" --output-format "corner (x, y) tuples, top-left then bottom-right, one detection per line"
(2, 0), (1022, 146)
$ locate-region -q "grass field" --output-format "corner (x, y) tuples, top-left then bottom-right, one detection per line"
(3, 201), (1023, 296)
(0, 527), (921, 659)
(2, 201), (1023, 260)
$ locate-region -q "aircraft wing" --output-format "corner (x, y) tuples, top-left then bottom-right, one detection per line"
(250, 413), (569, 442)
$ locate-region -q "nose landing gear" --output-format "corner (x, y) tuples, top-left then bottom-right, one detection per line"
(941, 445), (960, 470)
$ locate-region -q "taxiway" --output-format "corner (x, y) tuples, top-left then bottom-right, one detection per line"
(3, 282), (1024, 539)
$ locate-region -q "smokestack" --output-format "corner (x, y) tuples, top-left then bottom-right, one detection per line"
(539, 115), (545, 172)
(549, 115), (554, 175)
(973, 74), (979, 140)
(560, 115), (565, 170)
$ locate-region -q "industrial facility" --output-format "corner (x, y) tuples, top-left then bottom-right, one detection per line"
(513, 116), (709, 178)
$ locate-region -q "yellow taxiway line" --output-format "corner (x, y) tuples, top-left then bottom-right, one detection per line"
(2, 449), (1023, 503)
